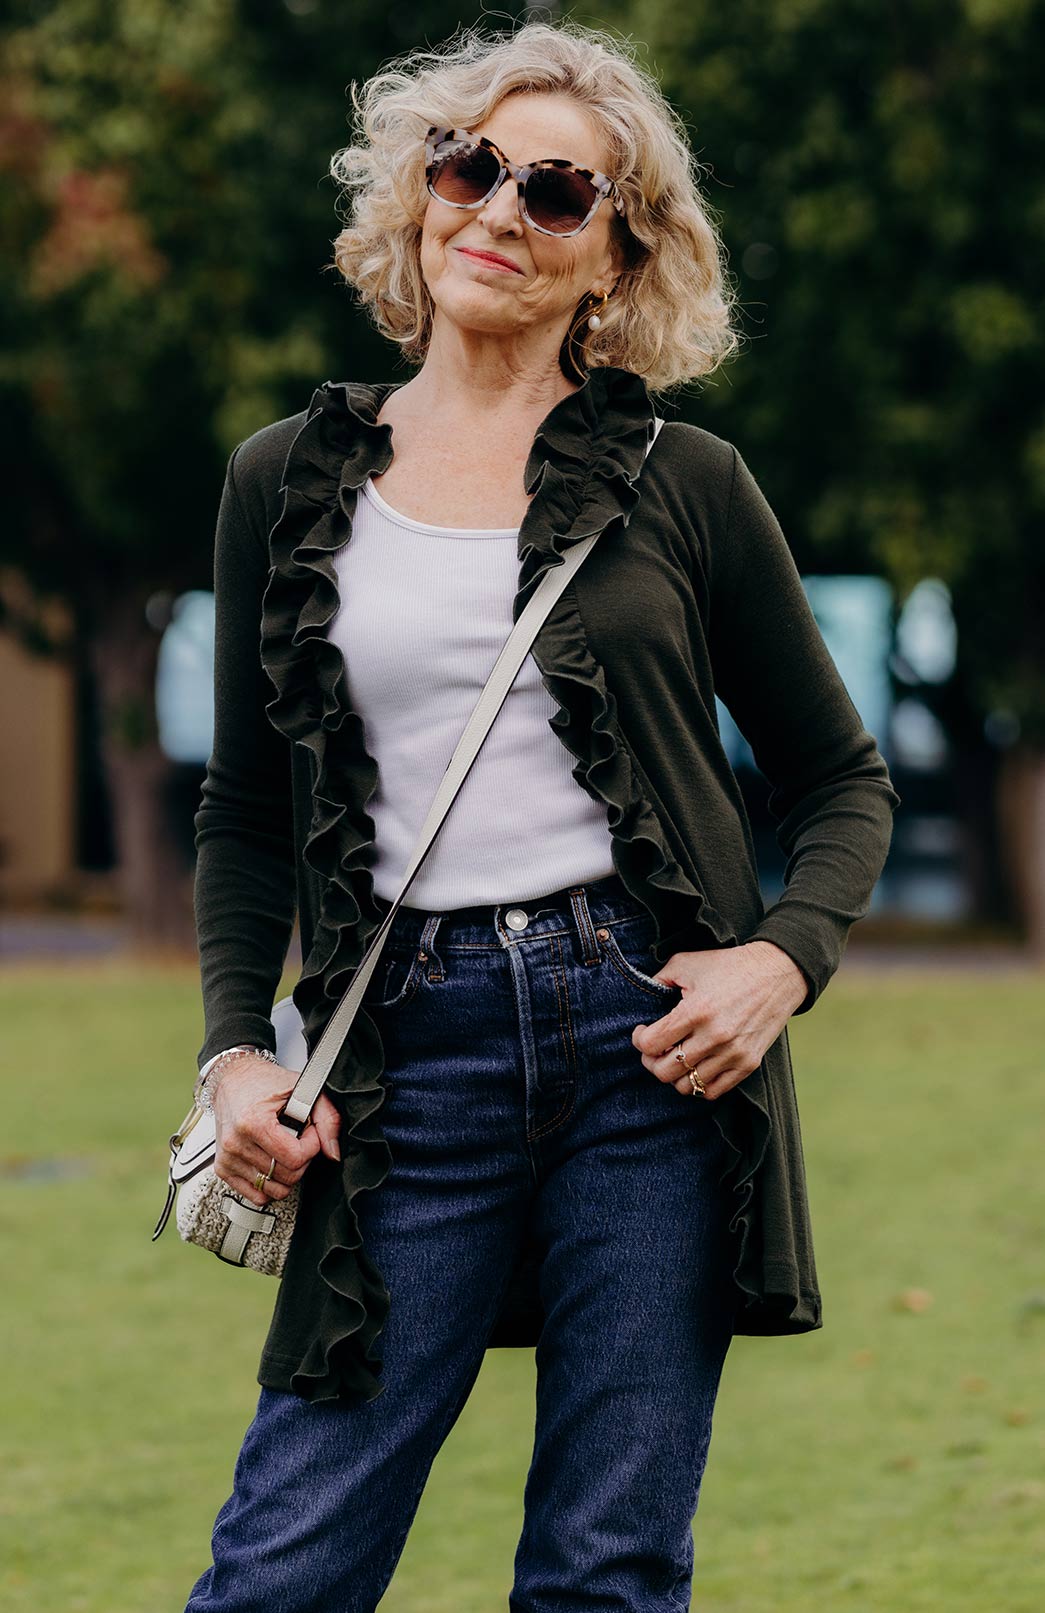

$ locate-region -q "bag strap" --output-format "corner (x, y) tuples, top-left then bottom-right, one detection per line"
(279, 414), (666, 1131)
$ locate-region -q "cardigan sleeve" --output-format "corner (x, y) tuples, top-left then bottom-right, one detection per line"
(192, 443), (298, 1071)
(708, 445), (901, 1013)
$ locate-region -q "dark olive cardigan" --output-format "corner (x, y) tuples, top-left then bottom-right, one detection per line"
(193, 364), (901, 1404)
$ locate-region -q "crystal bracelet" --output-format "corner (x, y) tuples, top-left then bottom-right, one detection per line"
(193, 1045), (280, 1113)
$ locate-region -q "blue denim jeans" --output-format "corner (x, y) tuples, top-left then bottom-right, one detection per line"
(184, 871), (739, 1612)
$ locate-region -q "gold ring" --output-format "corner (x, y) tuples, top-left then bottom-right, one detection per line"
(674, 1040), (706, 1096)
(253, 1170), (269, 1192)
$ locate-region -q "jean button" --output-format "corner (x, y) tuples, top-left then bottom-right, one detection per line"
(505, 908), (529, 931)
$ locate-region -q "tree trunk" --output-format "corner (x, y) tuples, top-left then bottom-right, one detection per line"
(88, 592), (196, 950)
(995, 743), (1045, 957)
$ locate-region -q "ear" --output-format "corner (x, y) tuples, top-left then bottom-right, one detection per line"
(593, 260), (622, 299)
(601, 248), (624, 295)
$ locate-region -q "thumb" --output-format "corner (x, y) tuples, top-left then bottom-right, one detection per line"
(312, 1093), (342, 1161)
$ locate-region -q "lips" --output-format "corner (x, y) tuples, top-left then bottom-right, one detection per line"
(455, 247), (524, 275)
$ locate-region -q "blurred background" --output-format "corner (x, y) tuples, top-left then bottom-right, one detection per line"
(3, 0), (1044, 961)
(2, 3), (1042, 1610)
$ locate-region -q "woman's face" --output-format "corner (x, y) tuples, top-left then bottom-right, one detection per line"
(418, 91), (623, 351)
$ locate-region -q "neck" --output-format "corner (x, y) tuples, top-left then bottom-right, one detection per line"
(391, 317), (583, 425)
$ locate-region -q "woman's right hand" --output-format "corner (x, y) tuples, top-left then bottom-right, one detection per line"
(210, 1054), (343, 1208)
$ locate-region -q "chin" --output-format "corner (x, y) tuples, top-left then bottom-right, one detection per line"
(435, 290), (524, 334)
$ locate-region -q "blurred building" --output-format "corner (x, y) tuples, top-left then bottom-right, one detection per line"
(0, 592), (77, 904)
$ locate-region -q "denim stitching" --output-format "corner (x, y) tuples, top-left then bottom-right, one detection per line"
(528, 1082), (576, 1141)
(422, 914), (446, 982)
(552, 931), (578, 1083)
(599, 928), (678, 999)
(569, 886), (600, 965)
(527, 935), (577, 1142)
(373, 950), (424, 1009)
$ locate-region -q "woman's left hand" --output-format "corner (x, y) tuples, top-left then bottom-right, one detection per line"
(631, 941), (810, 1100)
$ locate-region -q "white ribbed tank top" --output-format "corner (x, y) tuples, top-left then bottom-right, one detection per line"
(325, 474), (616, 911)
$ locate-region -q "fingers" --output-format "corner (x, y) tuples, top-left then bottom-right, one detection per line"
(214, 1133), (310, 1208)
(633, 1030), (736, 1100)
(240, 1143), (304, 1197)
(219, 1123), (311, 1192)
(214, 1094), (343, 1207)
(672, 1069), (717, 1098)
(667, 1050), (741, 1100)
(310, 1093), (342, 1162)
(212, 1162), (277, 1209)
(630, 1002), (692, 1060)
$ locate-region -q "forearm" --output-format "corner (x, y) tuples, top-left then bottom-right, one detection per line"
(710, 446), (901, 1013)
(194, 441), (299, 1070)
(194, 828), (297, 1070)
(747, 770), (898, 1012)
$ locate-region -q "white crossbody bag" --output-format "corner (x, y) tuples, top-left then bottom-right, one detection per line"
(151, 417), (665, 1274)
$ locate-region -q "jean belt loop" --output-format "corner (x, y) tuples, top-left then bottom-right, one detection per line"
(568, 886), (601, 967)
(418, 914), (445, 982)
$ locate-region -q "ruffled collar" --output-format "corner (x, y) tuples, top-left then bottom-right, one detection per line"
(298, 361), (657, 574)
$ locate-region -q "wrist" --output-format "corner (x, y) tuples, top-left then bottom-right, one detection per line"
(194, 1045), (278, 1112)
(745, 941), (810, 1013)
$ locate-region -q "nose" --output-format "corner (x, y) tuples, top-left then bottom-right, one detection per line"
(478, 177), (524, 236)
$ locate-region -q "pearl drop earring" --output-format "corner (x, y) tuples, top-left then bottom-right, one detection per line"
(587, 291), (608, 331)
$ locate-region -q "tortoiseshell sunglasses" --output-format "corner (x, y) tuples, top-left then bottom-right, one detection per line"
(425, 125), (626, 238)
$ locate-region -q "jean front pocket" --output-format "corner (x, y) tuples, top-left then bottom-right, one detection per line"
(367, 945), (427, 1010)
(596, 918), (680, 1002)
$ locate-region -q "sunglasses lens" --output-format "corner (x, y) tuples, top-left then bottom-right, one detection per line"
(430, 139), (501, 206)
(525, 167), (598, 234)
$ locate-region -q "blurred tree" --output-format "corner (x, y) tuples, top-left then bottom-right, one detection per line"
(3, 1), (1043, 946)
(0, 0), (525, 942)
(602, 0), (1044, 944)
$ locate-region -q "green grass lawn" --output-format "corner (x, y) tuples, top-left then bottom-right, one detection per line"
(2, 958), (1043, 1611)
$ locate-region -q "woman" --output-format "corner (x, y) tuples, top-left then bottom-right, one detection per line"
(184, 18), (900, 1612)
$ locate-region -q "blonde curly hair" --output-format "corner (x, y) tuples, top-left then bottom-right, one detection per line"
(325, 16), (742, 395)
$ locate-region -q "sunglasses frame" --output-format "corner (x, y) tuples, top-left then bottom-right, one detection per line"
(424, 125), (626, 239)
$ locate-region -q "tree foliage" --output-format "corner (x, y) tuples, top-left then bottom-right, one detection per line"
(601, 0), (1044, 744)
(2, 0), (1042, 931)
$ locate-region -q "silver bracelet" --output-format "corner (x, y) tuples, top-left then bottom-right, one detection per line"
(193, 1045), (279, 1112)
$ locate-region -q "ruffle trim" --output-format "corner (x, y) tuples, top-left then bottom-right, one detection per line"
(259, 367), (780, 1404)
(513, 368), (776, 1336)
(260, 379), (400, 1404)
